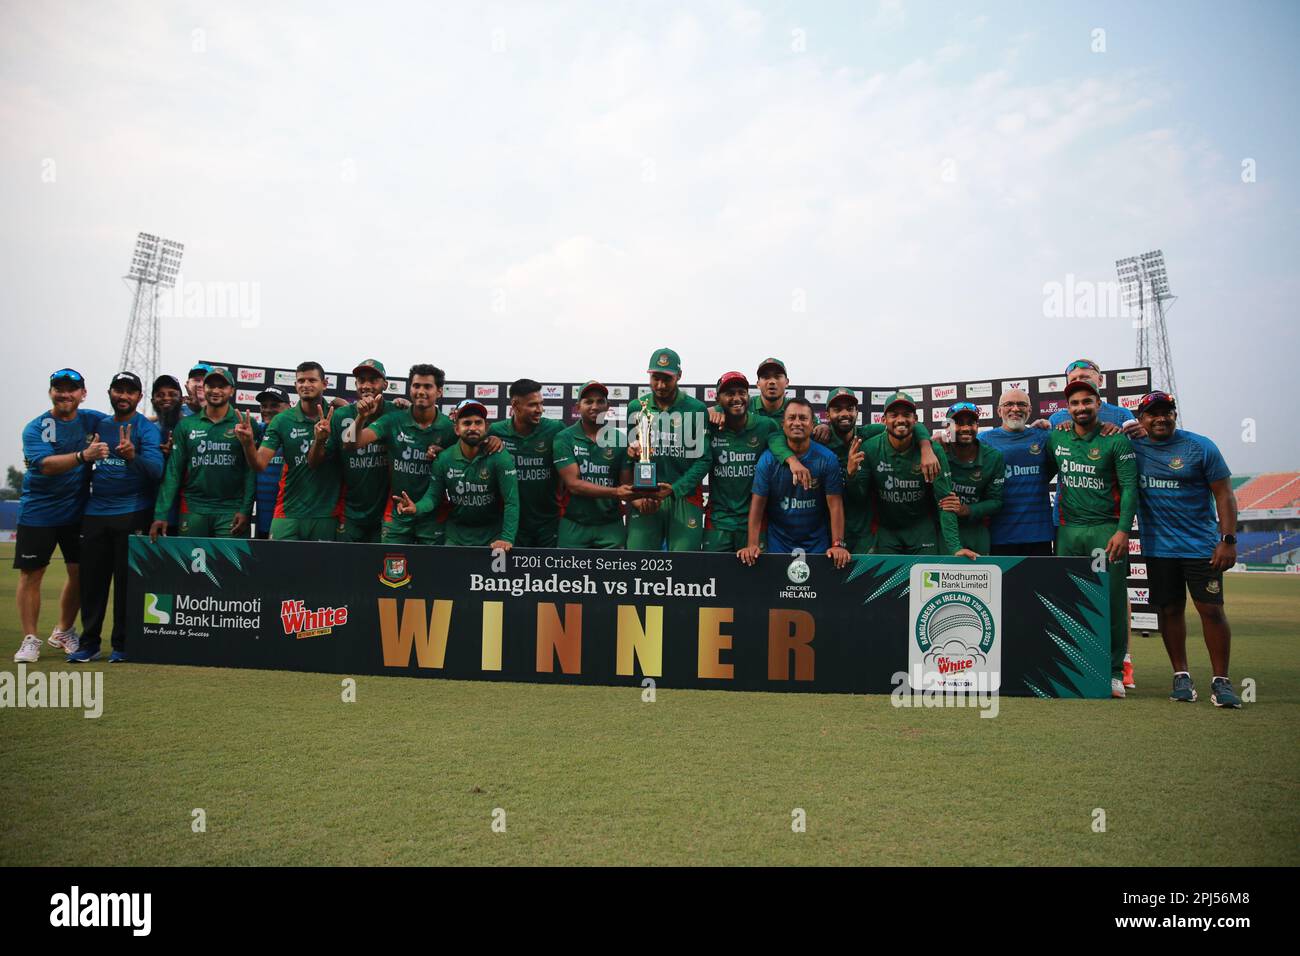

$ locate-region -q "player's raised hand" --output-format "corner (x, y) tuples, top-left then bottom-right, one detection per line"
(846, 436), (864, 476)
(482, 435), (503, 455)
(393, 491), (417, 515)
(116, 424), (136, 460)
(812, 423), (831, 443)
(314, 406), (334, 442)
(426, 443), (442, 460)
(84, 435), (111, 461)
(626, 440), (641, 461)
(707, 408), (725, 428)
(234, 409), (255, 445)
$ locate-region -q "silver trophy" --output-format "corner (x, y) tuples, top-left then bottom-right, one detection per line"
(633, 397), (658, 490)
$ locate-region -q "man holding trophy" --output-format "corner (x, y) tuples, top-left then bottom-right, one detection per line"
(626, 348), (713, 552)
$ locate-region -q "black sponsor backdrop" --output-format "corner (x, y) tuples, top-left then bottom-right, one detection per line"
(128, 539), (1111, 698)
(206, 359), (1158, 631)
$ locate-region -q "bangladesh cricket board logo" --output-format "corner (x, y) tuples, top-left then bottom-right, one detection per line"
(144, 592), (173, 624)
(379, 553), (412, 588)
(914, 579), (996, 676)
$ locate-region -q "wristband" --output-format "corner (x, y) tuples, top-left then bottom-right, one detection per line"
(76, 450), (85, 464)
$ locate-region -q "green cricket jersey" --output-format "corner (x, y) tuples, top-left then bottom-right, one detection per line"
(332, 400), (400, 524)
(857, 431), (961, 553)
(706, 414), (781, 531)
(488, 416), (565, 528)
(367, 407), (456, 516)
(552, 422), (629, 525)
(415, 443), (520, 541)
(948, 442), (1006, 525)
(153, 406), (255, 519)
(627, 388), (712, 504)
(1045, 426), (1138, 529)
(260, 403), (342, 518)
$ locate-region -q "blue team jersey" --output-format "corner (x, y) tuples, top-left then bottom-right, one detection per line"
(253, 420), (285, 534)
(979, 428), (1054, 545)
(752, 443), (843, 554)
(18, 408), (108, 527)
(85, 412), (164, 516)
(1131, 429), (1231, 558)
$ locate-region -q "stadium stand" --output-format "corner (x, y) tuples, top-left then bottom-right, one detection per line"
(1236, 472), (1300, 510)
(1237, 530), (1300, 564)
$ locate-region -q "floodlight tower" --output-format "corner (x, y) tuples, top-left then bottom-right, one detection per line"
(1116, 249), (1178, 397)
(120, 232), (184, 388)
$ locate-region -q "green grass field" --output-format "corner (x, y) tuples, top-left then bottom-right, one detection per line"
(1, 542), (1297, 866)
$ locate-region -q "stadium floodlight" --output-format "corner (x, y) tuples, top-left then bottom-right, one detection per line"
(120, 231), (186, 389)
(1116, 248), (1178, 402)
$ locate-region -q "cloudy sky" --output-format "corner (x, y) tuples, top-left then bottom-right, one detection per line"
(4, 0), (1297, 472)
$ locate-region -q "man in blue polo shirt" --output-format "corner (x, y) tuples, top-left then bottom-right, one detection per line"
(981, 388), (1054, 555)
(738, 398), (852, 569)
(1131, 391), (1242, 708)
(12, 369), (108, 663)
(71, 372), (163, 663)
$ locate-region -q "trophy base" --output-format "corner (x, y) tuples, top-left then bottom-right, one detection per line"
(632, 461), (658, 491)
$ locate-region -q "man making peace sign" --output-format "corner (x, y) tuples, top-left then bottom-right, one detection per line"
(237, 361), (342, 541)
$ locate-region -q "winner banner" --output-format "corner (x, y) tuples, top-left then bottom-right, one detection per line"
(127, 539), (1113, 698)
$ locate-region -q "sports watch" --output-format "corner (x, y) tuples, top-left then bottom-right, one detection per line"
(1220, 534), (1236, 545)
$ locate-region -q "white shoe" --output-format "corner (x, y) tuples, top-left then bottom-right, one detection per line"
(1111, 678), (1126, 699)
(48, 628), (79, 653)
(14, 635), (41, 663)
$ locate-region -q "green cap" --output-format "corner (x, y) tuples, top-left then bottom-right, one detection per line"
(578, 380), (609, 398)
(883, 391), (917, 412)
(203, 366), (234, 385)
(647, 347), (682, 377)
(757, 357), (787, 377)
(352, 358), (387, 378)
(826, 386), (859, 406)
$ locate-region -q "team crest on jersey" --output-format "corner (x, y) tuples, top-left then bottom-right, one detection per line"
(1029, 442), (1042, 455)
(1087, 447), (1101, 460)
(748, 435), (760, 447)
(1169, 456), (1184, 470)
(1206, 579), (1221, 595)
(379, 554), (412, 588)
(479, 467), (489, 479)
(687, 517), (698, 528)
(911, 462), (921, 474)
(972, 470), (982, 481)
(603, 447), (614, 460)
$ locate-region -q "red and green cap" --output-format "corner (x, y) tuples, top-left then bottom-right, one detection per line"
(647, 347), (682, 377)
(1063, 379), (1100, 398)
(883, 391), (917, 412)
(453, 399), (489, 420)
(203, 366), (234, 385)
(1137, 390), (1176, 413)
(716, 371), (749, 393)
(826, 386), (859, 407)
(578, 380), (609, 398)
(352, 358), (387, 378)
(756, 357), (787, 377)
